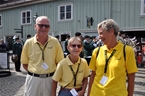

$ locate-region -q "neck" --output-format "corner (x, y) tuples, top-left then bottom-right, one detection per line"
(69, 55), (79, 64)
(106, 40), (118, 50)
(37, 35), (48, 45)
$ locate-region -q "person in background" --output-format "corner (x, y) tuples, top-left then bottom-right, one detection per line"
(83, 35), (95, 65)
(64, 34), (71, 55)
(21, 16), (64, 96)
(0, 39), (7, 51)
(12, 37), (23, 72)
(137, 52), (143, 67)
(142, 46), (145, 67)
(27, 34), (31, 39)
(52, 37), (90, 96)
(55, 35), (62, 48)
(75, 32), (84, 58)
(88, 19), (138, 96)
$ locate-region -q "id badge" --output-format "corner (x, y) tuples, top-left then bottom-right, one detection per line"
(100, 75), (108, 85)
(70, 88), (78, 96)
(41, 62), (49, 70)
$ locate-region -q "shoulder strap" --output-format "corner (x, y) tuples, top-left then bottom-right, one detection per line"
(96, 45), (126, 61)
(123, 44), (126, 61)
(96, 46), (101, 58)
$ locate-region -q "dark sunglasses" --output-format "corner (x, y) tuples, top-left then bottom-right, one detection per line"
(71, 44), (82, 48)
(37, 24), (50, 28)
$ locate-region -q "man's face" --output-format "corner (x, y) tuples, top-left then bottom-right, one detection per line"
(35, 18), (50, 36)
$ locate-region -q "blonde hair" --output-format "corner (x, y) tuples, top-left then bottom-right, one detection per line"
(68, 37), (82, 46)
(97, 19), (119, 36)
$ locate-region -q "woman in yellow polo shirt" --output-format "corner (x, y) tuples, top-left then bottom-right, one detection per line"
(52, 37), (90, 96)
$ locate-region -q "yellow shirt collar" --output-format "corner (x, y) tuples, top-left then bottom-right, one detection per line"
(34, 34), (52, 44)
(66, 55), (81, 65)
(102, 41), (123, 51)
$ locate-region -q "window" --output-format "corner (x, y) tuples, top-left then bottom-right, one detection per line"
(58, 3), (73, 21)
(136, 46), (141, 51)
(140, 0), (145, 16)
(21, 10), (31, 25)
(141, 37), (145, 43)
(0, 15), (2, 27)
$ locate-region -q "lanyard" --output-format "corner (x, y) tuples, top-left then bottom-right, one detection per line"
(37, 42), (48, 61)
(69, 59), (81, 87)
(104, 50), (116, 73)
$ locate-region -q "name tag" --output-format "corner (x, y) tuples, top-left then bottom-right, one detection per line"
(41, 62), (49, 70)
(70, 88), (78, 96)
(100, 75), (108, 85)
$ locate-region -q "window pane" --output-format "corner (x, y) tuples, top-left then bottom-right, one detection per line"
(66, 13), (71, 19)
(23, 12), (25, 18)
(66, 5), (71, 12)
(60, 13), (65, 19)
(27, 11), (30, 23)
(23, 18), (25, 23)
(27, 11), (30, 17)
(60, 6), (65, 12)
(22, 12), (26, 24)
(27, 18), (30, 23)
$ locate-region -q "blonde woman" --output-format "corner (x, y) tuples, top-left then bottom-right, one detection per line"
(52, 37), (90, 96)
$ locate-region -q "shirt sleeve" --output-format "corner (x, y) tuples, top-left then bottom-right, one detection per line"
(83, 59), (90, 77)
(126, 46), (138, 74)
(89, 48), (98, 71)
(52, 62), (63, 81)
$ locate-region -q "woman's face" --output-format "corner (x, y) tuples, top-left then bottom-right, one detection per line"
(67, 39), (83, 57)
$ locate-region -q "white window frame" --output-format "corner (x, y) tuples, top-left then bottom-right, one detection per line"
(0, 14), (2, 27)
(58, 3), (73, 22)
(21, 10), (31, 25)
(140, 0), (145, 16)
(141, 37), (145, 43)
(136, 46), (141, 51)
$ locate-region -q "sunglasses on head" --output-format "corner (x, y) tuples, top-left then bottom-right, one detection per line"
(37, 24), (50, 28)
(71, 44), (82, 48)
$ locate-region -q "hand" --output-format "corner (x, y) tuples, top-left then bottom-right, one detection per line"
(77, 90), (85, 96)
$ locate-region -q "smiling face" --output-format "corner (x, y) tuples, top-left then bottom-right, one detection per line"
(35, 16), (50, 36)
(98, 27), (113, 45)
(97, 19), (119, 46)
(67, 37), (83, 57)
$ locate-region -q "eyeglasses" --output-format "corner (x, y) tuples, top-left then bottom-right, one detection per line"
(37, 24), (50, 28)
(71, 44), (82, 48)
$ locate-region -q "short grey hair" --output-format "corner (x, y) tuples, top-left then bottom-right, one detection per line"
(97, 19), (119, 36)
(35, 16), (50, 24)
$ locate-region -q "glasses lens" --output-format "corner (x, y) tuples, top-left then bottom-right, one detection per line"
(37, 24), (50, 28)
(71, 44), (82, 48)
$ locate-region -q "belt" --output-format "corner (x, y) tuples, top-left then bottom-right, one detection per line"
(28, 71), (54, 78)
(60, 87), (82, 92)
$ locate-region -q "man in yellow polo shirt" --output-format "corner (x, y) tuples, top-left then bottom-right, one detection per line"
(21, 16), (64, 96)
(87, 19), (138, 96)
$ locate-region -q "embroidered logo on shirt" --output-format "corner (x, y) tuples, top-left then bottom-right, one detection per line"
(115, 57), (121, 60)
(47, 46), (52, 49)
(78, 70), (83, 73)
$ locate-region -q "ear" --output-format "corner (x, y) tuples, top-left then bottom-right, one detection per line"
(67, 45), (70, 51)
(110, 28), (114, 34)
(34, 24), (37, 30)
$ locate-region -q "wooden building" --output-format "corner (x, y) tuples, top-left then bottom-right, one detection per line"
(0, 0), (145, 52)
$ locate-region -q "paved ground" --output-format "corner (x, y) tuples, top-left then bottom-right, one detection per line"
(0, 61), (145, 96)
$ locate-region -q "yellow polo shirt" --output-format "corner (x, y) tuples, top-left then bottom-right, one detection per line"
(21, 35), (64, 74)
(89, 42), (138, 96)
(52, 56), (90, 89)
